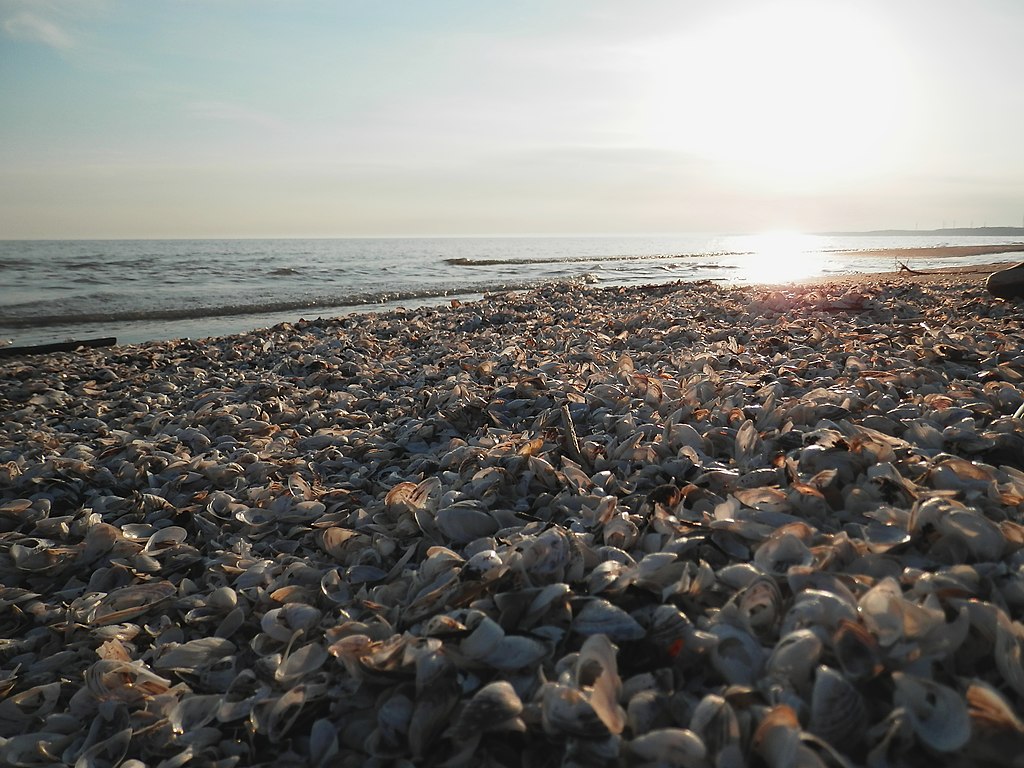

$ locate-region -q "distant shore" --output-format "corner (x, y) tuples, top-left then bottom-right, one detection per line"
(820, 226), (1024, 237)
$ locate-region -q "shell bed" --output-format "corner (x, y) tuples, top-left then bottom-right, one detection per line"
(2, 276), (1024, 767)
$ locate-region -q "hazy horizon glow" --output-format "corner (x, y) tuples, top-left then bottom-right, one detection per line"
(2, 0), (1023, 239)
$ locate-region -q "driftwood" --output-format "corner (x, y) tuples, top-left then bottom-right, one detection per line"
(897, 261), (927, 275)
(897, 262), (1000, 278)
(0, 337), (117, 359)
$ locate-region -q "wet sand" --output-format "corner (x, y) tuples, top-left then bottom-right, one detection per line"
(830, 243), (1024, 261)
(786, 258), (1017, 288)
(1, 256), (1024, 765)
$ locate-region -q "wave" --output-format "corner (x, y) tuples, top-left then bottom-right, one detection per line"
(444, 251), (749, 267)
(65, 260), (106, 271)
(0, 278), (559, 330)
(268, 267), (301, 276)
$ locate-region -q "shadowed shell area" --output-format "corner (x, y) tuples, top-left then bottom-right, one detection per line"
(2, 275), (1024, 766)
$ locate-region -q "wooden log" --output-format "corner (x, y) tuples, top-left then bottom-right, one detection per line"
(987, 262), (1024, 299)
(0, 337), (117, 359)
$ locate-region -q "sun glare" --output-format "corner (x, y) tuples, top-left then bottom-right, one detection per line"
(638, 1), (914, 187)
(734, 231), (825, 283)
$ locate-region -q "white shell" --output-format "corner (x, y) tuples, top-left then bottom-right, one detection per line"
(576, 634), (625, 735)
(892, 672), (971, 752)
(572, 599), (645, 641)
(808, 665), (865, 749)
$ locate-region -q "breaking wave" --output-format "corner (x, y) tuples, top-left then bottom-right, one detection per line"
(0, 279), (554, 330)
(444, 251), (747, 267)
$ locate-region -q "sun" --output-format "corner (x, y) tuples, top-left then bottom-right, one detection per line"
(637, 1), (916, 188)
(733, 231), (826, 283)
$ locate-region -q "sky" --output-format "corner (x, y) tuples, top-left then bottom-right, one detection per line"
(1, 0), (1023, 238)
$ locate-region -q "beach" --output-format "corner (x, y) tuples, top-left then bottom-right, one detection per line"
(2, 261), (1024, 766)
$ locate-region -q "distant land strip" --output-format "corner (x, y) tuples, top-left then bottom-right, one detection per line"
(821, 226), (1024, 237)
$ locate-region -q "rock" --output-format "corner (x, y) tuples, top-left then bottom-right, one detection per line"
(987, 262), (1024, 299)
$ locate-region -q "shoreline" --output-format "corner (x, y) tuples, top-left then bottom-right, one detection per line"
(3, 242), (1024, 350)
(1, 257), (1024, 764)
(778, 258), (1017, 288)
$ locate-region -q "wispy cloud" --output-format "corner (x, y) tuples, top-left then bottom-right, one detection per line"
(3, 11), (74, 49)
(1, 0), (111, 51)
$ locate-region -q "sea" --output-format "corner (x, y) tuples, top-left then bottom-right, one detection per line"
(2, 233), (1022, 348)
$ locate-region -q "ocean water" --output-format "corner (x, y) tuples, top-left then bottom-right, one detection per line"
(1, 234), (1022, 347)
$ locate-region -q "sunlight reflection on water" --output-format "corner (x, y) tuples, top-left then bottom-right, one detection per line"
(732, 231), (827, 283)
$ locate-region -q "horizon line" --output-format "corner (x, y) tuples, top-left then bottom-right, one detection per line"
(4, 225), (1024, 242)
